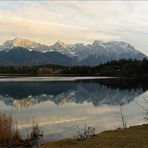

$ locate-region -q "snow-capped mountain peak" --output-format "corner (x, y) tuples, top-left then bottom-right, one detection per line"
(1, 37), (49, 52)
(54, 40), (69, 49)
(3, 37), (34, 48)
(92, 40), (103, 45)
(46, 40), (71, 55)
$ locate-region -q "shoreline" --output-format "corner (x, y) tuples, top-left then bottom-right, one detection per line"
(40, 124), (148, 148)
(0, 76), (118, 82)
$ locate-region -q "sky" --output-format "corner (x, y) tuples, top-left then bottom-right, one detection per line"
(0, 1), (148, 55)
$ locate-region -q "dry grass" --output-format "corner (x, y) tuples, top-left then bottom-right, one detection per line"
(0, 112), (23, 147)
(0, 112), (43, 148)
(40, 124), (148, 148)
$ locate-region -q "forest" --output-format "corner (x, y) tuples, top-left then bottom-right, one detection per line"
(0, 58), (148, 77)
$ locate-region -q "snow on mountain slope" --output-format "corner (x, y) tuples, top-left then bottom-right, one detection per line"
(0, 37), (49, 52)
(46, 40), (72, 56)
(69, 43), (91, 61)
(79, 40), (146, 65)
(0, 38), (146, 66)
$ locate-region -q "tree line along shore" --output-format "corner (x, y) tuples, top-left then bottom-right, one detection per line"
(0, 58), (148, 77)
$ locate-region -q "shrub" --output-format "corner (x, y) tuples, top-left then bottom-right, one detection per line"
(30, 118), (43, 147)
(74, 123), (95, 140)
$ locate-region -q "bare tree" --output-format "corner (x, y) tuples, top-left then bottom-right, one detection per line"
(120, 104), (127, 128)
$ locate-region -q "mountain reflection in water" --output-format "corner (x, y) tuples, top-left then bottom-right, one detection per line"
(0, 78), (147, 108)
(0, 78), (148, 141)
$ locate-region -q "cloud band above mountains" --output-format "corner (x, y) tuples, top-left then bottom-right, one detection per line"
(0, 1), (148, 55)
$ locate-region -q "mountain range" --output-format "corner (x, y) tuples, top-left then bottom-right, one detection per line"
(0, 38), (146, 66)
(0, 80), (144, 108)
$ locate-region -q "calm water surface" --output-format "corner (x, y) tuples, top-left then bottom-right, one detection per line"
(0, 77), (148, 141)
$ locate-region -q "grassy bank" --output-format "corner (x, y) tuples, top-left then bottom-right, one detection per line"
(40, 124), (148, 148)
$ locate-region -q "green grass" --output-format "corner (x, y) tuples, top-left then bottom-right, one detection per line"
(40, 124), (148, 148)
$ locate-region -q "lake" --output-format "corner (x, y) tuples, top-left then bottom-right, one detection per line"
(0, 77), (148, 141)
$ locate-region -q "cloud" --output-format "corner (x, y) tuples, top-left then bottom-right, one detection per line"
(0, 1), (148, 55)
(0, 14), (119, 45)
